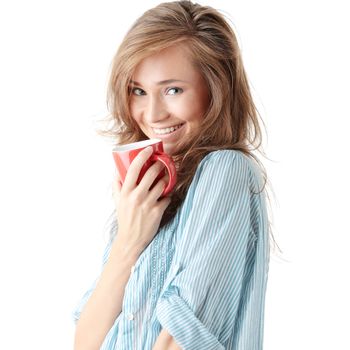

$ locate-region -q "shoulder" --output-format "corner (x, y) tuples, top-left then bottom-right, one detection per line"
(195, 150), (264, 192)
(198, 149), (254, 176)
(201, 149), (244, 165)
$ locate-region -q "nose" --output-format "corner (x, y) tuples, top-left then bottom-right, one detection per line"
(145, 94), (168, 124)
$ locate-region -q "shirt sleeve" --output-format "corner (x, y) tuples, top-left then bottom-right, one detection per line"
(155, 150), (261, 350)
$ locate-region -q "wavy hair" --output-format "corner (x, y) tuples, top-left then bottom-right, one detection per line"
(98, 0), (280, 253)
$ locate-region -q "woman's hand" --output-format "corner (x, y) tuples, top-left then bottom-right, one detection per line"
(112, 147), (172, 254)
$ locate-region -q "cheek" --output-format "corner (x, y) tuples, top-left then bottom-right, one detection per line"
(129, 101), (143, 120)
(169, 97), (201, 121)
(182, 97), (207, 122)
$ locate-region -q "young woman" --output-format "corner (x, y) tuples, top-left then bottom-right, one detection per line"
(73, 1), (272, 349)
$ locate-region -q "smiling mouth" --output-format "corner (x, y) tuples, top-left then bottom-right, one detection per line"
(153, 123), (185, 135)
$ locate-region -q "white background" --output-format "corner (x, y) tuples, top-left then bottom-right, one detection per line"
(0, 0), (349, 349)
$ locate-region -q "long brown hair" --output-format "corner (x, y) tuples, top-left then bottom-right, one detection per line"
(98, 0), (280, 253)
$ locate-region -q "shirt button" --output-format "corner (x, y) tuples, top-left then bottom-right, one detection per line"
(131, 265), (135, 274)
(127, 313), (134, 321)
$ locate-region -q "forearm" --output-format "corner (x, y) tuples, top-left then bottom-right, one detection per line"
(74, 236), (143, 350)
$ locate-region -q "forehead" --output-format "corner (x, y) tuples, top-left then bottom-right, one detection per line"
(132, 45), (202, 84)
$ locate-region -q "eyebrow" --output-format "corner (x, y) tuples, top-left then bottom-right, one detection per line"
(130, 79), (188, 86)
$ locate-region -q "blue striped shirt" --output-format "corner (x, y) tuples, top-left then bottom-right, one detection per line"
(73, 150), (270, 349)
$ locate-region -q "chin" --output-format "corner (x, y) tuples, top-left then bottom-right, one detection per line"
(163, 146), (171, 155)
(163, 145), (174, 156)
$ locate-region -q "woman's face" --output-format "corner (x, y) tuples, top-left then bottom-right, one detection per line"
(129, 44), (210, 155)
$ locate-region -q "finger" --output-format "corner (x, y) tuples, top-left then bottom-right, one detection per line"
(159, 173), (172, 195)
(155, 194), (172, 211)
(147, 177), (168, 202)
(122, 147), (153, 192)
(138, 161), (166, 192)
(162, 173), (170, 186)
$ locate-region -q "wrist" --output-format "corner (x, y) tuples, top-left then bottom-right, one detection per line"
(111, 235), (144, 263)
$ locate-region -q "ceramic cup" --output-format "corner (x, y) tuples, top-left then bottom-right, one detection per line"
(112, 139), (176, 197)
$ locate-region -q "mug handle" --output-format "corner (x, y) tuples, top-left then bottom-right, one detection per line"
(151, 153), (177, 197)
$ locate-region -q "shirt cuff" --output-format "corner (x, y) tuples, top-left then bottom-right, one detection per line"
(155, 290), (225, 350)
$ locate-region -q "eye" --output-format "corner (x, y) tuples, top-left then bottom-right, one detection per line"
(166, 87), (183, 95)
(131, 87), (146, 96)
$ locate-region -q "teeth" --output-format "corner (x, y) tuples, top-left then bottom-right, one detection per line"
(153, 124), (183, 135)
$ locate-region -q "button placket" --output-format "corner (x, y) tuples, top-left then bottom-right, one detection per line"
(124, 265), (137, 323)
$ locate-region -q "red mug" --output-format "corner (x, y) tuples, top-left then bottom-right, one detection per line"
(112, 139), (177, 197)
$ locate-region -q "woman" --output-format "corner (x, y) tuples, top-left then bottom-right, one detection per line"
(73, 1), (272, 349)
